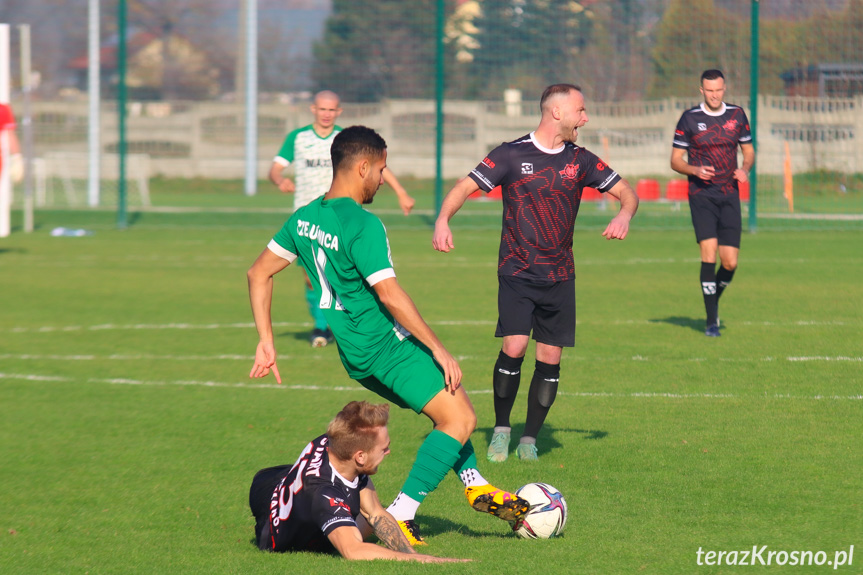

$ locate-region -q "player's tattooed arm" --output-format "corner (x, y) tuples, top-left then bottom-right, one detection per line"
(368, 512), (416, 554)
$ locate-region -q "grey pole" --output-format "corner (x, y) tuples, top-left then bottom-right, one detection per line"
(19, 24), (34, 232)
(244, 0), (258, 196)
(88, 0), (101, 207)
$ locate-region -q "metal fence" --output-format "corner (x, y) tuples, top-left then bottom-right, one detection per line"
(7, 0), (863, 228)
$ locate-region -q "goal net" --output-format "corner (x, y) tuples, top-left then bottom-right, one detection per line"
(33, 152), (151, 209)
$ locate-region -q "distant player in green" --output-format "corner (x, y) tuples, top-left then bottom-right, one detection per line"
(249, 126), (529, 546)
(269, 91), (415, 347)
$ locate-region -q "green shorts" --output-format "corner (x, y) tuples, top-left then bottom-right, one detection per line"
(356, 337), (445, 414)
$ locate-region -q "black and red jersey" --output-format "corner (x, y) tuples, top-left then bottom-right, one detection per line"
(469, 132), (621, 282)
(673, 102), (752, 197)
(249, 434), (369, 553)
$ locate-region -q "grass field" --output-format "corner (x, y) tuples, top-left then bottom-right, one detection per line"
(1, 183), (862, 574)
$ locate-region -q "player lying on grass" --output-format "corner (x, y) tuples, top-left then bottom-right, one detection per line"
(249, 401), (467, 562)
(247, 125), (530, 545)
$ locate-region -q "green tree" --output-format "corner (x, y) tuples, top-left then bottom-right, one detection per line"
(649, 0), (747, 99)
(312, 0), (454, 102)
(461, 0), (596, 100)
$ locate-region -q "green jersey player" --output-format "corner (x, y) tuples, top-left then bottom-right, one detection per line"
(249, 126), (529, 545)
(268, 91), (415, 347)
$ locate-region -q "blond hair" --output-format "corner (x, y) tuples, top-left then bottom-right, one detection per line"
(327, 401), (390, 460)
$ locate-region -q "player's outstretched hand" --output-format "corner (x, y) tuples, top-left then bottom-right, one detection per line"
(733, 168), (749, 183)
(602, 213), (631, 240)
(250, 340), (282, 384)
(432, 221), (455, 252)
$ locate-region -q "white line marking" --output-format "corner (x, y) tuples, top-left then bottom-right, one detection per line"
(5, 318), (856, 334)
(2, 373), (861, 401)
(0, 353), (481, 362)
(0, 373), (71, 382)
(786, 356), (863, 362)
(3, 354), (861, 364)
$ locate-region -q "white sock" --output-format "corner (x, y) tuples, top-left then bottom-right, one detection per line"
(386, 492), (421, 522)
(459, 468), (489, 488)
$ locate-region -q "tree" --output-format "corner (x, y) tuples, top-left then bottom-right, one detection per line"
(649, 0), (748, 98)
(312, 0), (452, 102)
(459, 0), (597, 100)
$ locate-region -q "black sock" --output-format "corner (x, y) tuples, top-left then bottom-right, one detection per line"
(701, 262), (718, 326)
(716, 266), (735, 301)
(493, 351), (524, 428)
(523, 360), (560, 440)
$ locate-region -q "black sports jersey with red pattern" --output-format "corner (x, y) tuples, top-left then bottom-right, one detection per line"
(469, 132), (621, 283)
(249, 434), (369, 553)
(672, 103), (752, 198)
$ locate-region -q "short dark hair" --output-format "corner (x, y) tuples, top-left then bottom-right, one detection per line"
(540, 83), (582, 112)
(327, 401), (390, 461)
(701, 69), (725, 83)
(331, 126), (387, 173)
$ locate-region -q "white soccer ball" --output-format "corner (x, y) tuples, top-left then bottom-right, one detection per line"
(514, 482), (567, 539)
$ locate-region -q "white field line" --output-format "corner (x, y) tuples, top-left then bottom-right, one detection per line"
(4, 318), (856, 334)
(2, 354), (861, 363)
(1, 372), (861, 401)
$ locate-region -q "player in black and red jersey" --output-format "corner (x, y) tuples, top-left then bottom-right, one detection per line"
(433, 84), (639, 462)
(249, 401), (466, 562)
(671, 69), (755, 337)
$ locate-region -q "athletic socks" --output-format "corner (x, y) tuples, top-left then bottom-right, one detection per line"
(304, 286), (328, 330)
(493, 351), (524, 428)
(387, 430), (462, 521)
(700, 261), (718, 326)
(454, 440), (489, 488)
(523, 360), (560, 440)
(386, 492), (421, 522)
(388, 436), (490, 522)
(716, 265), (735, 300)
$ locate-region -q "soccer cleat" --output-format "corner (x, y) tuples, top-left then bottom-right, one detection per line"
(486, 430), (511, 462)
(705, 324), (721, 337)
(310, 328), (329, 347)
(323, 328), (334, 343)
(465, 484), (530, 523)
(397, 519), (427, 546)
(516, 442), (538, 461)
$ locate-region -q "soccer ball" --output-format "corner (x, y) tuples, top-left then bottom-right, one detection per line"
(513, 482), (567, 539)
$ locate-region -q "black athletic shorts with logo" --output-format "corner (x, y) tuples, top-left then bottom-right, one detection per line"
(495, 275), (575, 347)
(688, 192), (741, 247)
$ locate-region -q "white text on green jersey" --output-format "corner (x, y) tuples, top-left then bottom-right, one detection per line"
(297, 219), (340, 251)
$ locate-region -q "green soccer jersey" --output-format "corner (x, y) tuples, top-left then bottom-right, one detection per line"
(273, 125), (342, 210)
(268, 197), (410, 378)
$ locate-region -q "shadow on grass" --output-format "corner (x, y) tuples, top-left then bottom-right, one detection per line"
(418, 514), (515, 541)
(649, 315), (705, 333)
(477, 423), (608, 458)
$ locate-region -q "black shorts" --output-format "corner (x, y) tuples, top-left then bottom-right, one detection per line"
(249, 465), (291, 548)
(688, 192), (741, 247)
(495, 275), (575, 347)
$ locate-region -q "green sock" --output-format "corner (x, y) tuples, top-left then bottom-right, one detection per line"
(453, 440), (488, 487)
(304, 286), (328, 330)
(453, 439), (478, 475)
(398, 430), (462, 503)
